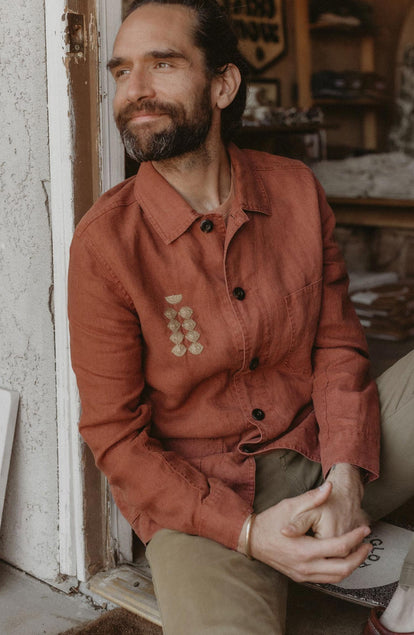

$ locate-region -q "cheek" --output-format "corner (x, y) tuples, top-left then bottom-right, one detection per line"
(152, 76), (185, 98)
(112, 86), (129, 119)
(112, 90), (123, 115)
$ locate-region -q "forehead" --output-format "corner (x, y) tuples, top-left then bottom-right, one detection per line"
(113, 4), (201, 58)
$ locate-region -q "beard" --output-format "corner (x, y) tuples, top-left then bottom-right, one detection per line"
(116, 83), (213, 163)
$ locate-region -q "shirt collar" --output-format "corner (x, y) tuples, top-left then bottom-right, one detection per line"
(134, 143), (272, 245)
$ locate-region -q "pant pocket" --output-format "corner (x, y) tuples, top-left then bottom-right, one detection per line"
(254, 450), (323, 514)
(280, 450), (323, 495)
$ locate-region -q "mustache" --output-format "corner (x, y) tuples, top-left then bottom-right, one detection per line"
(116, 101), (178, 127)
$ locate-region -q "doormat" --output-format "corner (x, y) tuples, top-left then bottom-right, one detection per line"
(59, 608), (163, 635)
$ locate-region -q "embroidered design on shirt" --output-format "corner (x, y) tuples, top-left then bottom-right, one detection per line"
(164, 296), (204, 357)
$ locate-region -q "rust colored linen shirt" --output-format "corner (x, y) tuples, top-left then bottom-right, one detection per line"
(68, 144), (380, 552)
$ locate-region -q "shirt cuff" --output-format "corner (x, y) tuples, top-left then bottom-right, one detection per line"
(198, 480), (252, 551)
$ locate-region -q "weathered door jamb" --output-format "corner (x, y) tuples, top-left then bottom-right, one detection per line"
(45, 0), (85, 581)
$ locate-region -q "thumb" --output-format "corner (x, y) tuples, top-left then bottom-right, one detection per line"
(281, 481), (332, 537)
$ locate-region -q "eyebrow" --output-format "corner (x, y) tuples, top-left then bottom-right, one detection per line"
(107, 56), (125, 71)
(107, 49), (188, 71)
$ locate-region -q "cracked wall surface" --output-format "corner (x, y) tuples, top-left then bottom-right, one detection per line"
(0, 2), (59, 580)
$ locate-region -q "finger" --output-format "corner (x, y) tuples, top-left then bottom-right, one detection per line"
(325, 525), (372, 558)
(315, 516), (370, 541)
(281, 482), (332, 536)
(300, 525), (371, 561)
(294, 481), (332, 514)
(281, 511), (317, 537)
(301, 542), (373, 584)
(287, 541), (372, 584)
(280, 526), (370, 566)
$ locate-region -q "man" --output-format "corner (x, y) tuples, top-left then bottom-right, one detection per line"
(68, 1), (414, 633)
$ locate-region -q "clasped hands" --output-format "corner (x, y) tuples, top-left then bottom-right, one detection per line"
(238, 463), (372, 584)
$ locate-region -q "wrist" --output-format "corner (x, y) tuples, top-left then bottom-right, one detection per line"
(326, 463), (364, 498)
(327, 463), (362, 480)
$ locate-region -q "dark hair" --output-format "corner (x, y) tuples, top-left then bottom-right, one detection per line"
(125, 0), (247, 143)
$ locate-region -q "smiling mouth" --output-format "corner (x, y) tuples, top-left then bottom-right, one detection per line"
(128, 112), (167, 125)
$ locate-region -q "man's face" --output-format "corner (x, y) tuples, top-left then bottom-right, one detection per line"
(109, 4), (215, 162)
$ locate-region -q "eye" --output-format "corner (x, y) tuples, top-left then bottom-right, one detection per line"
(114, 68), (130, 79)
(155, 61), (172, 69)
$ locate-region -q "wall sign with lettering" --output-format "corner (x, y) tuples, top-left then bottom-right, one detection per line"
(220, 0), (287, 73)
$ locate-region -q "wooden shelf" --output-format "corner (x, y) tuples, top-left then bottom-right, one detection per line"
(310, 23), (373, 37)
(330, 197), (414, 208)
(313, 98), (388, 107)
(241, 123), (335, 134)
(294, 0), (382, 151)
(329, 197), (414, 230)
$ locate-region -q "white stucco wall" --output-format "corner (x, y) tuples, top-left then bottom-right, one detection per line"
(0, 3), (59, 580)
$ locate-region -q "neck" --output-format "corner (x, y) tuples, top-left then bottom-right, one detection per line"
(151, 133), (232, 214)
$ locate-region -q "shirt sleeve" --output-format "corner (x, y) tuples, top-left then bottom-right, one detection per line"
(68, 231), (251, 551)
(311, 177), (380, 481)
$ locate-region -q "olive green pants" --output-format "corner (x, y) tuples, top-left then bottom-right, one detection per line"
(146, 350), (414, 634)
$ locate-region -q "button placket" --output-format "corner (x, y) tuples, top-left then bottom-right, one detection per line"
(225, 214), (264, 429)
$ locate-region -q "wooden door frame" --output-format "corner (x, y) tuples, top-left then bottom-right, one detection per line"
(45, 0), (129, 583)
(45, 0), (85, 581)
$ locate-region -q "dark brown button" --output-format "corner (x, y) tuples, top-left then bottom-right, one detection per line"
(252, 408), (265, 421)
(233, 287), (246, 301)
(200, 219), (214, 233)
(249, 357), (259, 371)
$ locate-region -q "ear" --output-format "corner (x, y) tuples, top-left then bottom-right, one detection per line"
(212, 63), (242, 111)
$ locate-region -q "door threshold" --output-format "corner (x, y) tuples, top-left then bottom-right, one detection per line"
(87, 562), (162, 627)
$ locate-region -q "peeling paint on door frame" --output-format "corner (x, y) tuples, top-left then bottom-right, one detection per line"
(45, 0), (85, 582)
(45, 0), (130, 583)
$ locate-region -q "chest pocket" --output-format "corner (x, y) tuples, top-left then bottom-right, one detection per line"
(283, 278), (323, 375)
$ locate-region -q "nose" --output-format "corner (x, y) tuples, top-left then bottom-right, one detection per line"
(126, 66), (155, 103)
